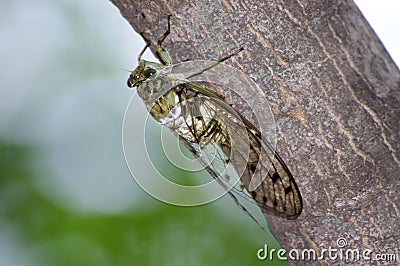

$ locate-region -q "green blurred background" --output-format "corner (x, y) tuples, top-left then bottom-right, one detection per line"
(0, 1), (398, 265)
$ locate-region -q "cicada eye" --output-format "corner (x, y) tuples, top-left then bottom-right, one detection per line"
(127, 78), (134, 88)
(143, 68), (156, 79)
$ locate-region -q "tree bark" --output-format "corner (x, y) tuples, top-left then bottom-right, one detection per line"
(110, 0), (399, 264)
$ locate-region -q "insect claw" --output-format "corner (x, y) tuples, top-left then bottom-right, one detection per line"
(216, 47), (244, 64)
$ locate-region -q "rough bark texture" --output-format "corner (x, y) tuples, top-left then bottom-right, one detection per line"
(110, 0), (399, 264)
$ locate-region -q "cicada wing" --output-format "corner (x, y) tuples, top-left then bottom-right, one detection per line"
(174, 86), (250, 187)
(217, 106), (303, 219)
(240, 127), (303, 219)
(173, 83), (302, 221)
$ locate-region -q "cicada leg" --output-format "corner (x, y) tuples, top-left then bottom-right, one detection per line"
(137, 16), (173, 65)
(185, 47), (244, 79)
(137, 41), (150, 62)
(156, 15), (173, 66)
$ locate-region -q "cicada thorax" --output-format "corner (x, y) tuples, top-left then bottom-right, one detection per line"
(136, 71), (180, 104)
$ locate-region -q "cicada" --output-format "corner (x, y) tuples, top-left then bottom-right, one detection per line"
(127, 16), (302, 222)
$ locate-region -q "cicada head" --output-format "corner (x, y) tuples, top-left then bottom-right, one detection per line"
(127, 61), (157, 88)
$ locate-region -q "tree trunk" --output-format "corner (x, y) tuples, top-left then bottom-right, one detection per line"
(110, 0), (399, 264)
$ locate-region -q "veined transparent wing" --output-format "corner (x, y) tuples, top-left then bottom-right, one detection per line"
(164, 82), (302, 221)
